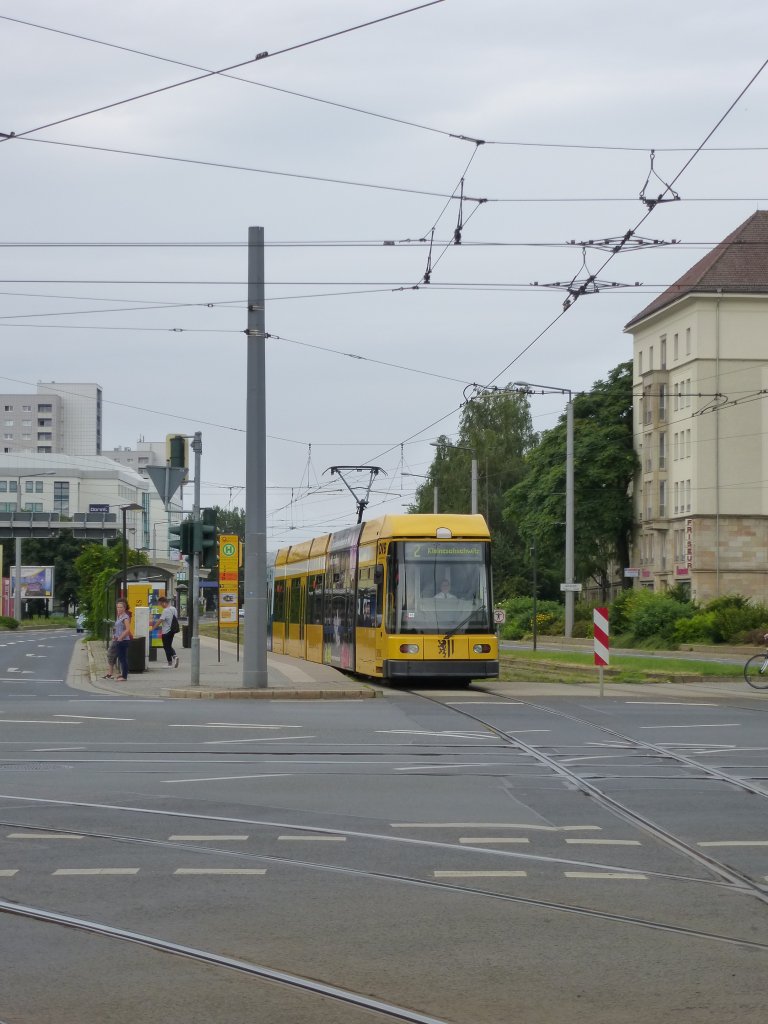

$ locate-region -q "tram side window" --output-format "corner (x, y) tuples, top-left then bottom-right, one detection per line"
(306, 573), (323, 624)
(356, 566), (379, 628)
(273, 579), (286, 623)
(289, 578), (302, 624)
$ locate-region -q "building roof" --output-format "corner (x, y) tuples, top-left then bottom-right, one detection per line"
(625, 211), (768, 330)
(0, 451), (148, 487)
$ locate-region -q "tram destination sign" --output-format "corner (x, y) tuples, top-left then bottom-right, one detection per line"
(405, 542), (484, 560)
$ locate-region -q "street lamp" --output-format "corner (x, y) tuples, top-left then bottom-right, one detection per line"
(120, 503), (144, 599)
(513, 382), (575, 639)
(430, 441), (478, 515)
(401, 472), (439, 513)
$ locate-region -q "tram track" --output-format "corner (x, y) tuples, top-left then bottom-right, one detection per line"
(406, 688), (768, 905)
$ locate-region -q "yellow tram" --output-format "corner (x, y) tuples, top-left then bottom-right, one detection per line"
(268, 514), (498, 683)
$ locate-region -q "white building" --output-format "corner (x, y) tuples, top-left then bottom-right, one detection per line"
(624, 211), (768, 602)
(0, 382), (102, 456)
(0, 451), (150, 548)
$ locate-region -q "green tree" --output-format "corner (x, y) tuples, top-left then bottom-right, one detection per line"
(504, 361), (637, 602)
(74, 541), (148, 635)
(211, 506), (245, 539)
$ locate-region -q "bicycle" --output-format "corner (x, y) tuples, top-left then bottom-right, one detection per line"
(744, 641), (768, 689)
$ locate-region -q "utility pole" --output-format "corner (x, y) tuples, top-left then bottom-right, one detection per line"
(243, 226), (268, 688)
(190, 431), (202, 687)
(13, 535), (21, 621)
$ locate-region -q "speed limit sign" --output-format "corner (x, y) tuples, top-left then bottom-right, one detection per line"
(493, 608), (506, 625)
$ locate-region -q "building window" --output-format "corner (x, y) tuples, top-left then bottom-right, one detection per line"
(4, 419), (13, 427)
(0, 502), (16, 512)
(673, 383), (679, 411)
(638, 351), (643, 375)
(21, 405), (31, 411)
(54, 480), (69, 516)
(649, 345), (654, 371)
(659, 432), (666, 469)
(659, 480), (666, 518)
(673, 432), (679, 461)
(674, 482), (679, 514)
(35, 480), (43, 493)
(660, 335), (667, 369)
(22, 502), (43, 513)
(658, 384), (667, 420)
(685, 327), (691, 355)
(685, 378), (692, 409)
(37, 404), (52, 413)
(673, 333), (679, 361)
(37, 446), (52, 453)
(686, 429), (691, 458)
(21, 434), (31, 440)
(9, 481), (17, 493)
(0, 481), (6, 492)
(3, 405), (12, 412)
(37, 432), (52, 441)
(25, 480), (34, 493)
(685, 480), (691, 512)
(3, 433), (12, 441)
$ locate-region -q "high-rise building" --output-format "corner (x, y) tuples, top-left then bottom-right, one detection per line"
(0, 382), (101, 456)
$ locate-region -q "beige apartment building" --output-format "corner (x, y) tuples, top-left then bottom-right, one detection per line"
(625, 211), (768, 603)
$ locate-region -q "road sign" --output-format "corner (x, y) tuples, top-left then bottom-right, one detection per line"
(145, 465), (186, 507)
(593, 607), (609, 666)
(559, 582), (583, 592)
(493, 608), (506, 624)
(218, 534), (240, 628)
(624, 567), (639, 578)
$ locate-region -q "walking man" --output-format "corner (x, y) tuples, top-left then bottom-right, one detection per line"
(154, 596), (180, 668)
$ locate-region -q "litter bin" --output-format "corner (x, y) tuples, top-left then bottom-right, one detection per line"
(182, 624), (191, 649)
(126, 636), (146, 674)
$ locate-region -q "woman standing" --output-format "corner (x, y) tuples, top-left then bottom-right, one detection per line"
(112, 600), (132, 681)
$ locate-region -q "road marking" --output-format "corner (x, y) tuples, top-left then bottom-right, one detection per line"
(163, 773), (292, 784)
(506, 730), (551, 734)
(459, 837), (530, 844)
(7, 833), (82, 840)
(54, 715), (134, 722)
(169, 835), (249, 841)
(638, 724), (741, 730)
(698, 841), (768, 847)
(565, 839), (642, 846)
(0, 720), (79, 725)
(277, 835), (346, 842)
(53, 868), (139, 875)
(169, 723), (304, 730)
(391, 823), (601, 830)
(625, 702), (717, 706)
(174, 868), (267, 875)
(377, 729), (494, 739)
(396, 762), (522, 771)
(203, 737), (317, 745)
(0, 869), (18, 876)
(447, 701), (524, 705)
(434, 870), (527, 878)
(565, 872), (647, 879)
(33, 747), (87, 751)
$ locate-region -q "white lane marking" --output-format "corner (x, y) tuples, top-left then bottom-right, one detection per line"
(163, 773), (292, 784)
(434, 870), (527, 878)
(169, 835), (249, 841)
(7, 833), (82, 840)
(391, 823), (602, 831)
(565, 839), (642, 846)
(203, 737), (317, 745)
(174, 868), (267, 875)
(638, 723), (741, 730)
(459, 837), (530, 845)
(0, 720), (80, 725)
(396, 762), (521, 771)
(625, 702), (717, 706)
(0, 869), (19, 876)
(698, 841), (768, 847)
(277, 835), (346, 842)
(377, 729), (494, 740)
(54, 715), (134, 722)
(169, 724), (304, 730)
(33, 747), (87, 751)
(565, 872), (647, 879)
(53, 868), (139, 875)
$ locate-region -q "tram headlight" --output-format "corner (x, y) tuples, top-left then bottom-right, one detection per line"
(473, 643), (491, 654)
(399, 644), (420, 654)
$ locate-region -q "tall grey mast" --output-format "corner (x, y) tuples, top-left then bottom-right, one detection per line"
(243, 226), (268, 688)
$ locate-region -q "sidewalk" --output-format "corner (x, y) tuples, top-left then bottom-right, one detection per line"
(70, 634), (381, 700)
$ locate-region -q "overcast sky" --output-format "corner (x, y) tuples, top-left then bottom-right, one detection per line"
(2, 0), (767, 546)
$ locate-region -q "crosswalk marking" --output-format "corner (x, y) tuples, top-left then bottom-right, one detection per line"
(564, 872), (647, 879)
(53, 868), (139, 875)
(565, 839), (641, 846)
(459, 837), (530, 844)
(0, 869), (18, 876)
(169, 835), (249, 841)
(277, 835), (346, 841)
(7, 833), (82, 840)
(174, 868), (267, 875)
(434, 870), (527, 878)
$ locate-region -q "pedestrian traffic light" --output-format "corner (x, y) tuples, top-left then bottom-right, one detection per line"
(200, 507), (218, 569)
(169, 519), (191, 556)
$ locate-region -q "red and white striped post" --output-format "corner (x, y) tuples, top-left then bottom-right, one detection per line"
(593, 607), (609, 696)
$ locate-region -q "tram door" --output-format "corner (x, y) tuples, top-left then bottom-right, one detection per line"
(286, 576), (306, 659)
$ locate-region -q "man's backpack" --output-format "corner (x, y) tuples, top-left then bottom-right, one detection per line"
(169, 613), (180, 636)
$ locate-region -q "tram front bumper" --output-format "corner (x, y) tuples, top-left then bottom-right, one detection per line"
(382, 659), (499, 681)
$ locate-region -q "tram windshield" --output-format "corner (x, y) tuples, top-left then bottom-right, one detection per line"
(388, 540), (492, 634)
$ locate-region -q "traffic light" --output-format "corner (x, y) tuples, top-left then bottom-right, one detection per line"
(200, 507), (218, 569)
(166, 434), (189, 473)
(169, 519), (191, 556)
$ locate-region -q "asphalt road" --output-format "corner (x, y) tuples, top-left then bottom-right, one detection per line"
(1, 632), (768, 1022)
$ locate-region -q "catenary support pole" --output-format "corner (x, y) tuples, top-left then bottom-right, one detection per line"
(190, 432), (202, 687)
(243, 226), (268, 688)
(471, 458), (478, 516)
(564, 396), (575, 638)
